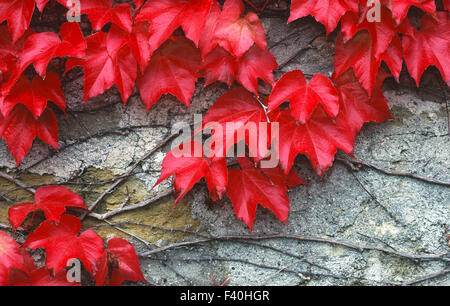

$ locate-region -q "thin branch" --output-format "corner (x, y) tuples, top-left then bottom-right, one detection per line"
(0, 171), (36, 194)
(337, 155), (450, 187)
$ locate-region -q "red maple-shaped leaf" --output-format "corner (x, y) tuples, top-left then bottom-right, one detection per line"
(277, 108), (354, 176)
(268, 70), (339, 123)
(402, 12), (450, 86)
(136, 0), (213, 53)
(379, 0), (436, 24)
(226, 157), (291, 230)
(7, 267), (80, 286)
(333, 69), (393, 139)
(1, 72), (65, 118)
(70, 25), (137, 103)
(8, 185), (86, 230)
(23, 214), (104, 274)
(236, 45), (277, 95)
(213, 0), (267, 58)
(340, 7), (396, 60)
(288, 0), (358, 35)
(127, 21), (152, 71)
(0, 0), (36, 43)
(201, 87), (271, 159)
(261, 164), (306, 191)
(80, 0), (133, 33)
(201, 46), (238, 87)
(154, 140), (228, 203)
(1, 104), (58, 165)
(334, 31), (380, 96)
(0, 231), (27, 286)
(106, 238), (146, 286)
(137, 36), (201, 109)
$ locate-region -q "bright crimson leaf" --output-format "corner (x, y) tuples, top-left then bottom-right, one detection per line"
(136, 0), (213, 53)
(80, 0), (133, 33)
(380, 34), (403, 81)
(198, 0), (221, 58)
(380, 0), (436, 24)
(8, 185), (86, 230)
(1, 72), (65, 118)
(201, 46), (238, 87)
(0, 231), (26, 286)
(0, 0), (36, 43)
(107, 238), (147, 286)
(236, 45), (277, 95)
(7, 267), (80, 286)
(288, 0), (358, 35)
(226, 157), (291, 231)
(137, 36), (201, 109)
(268, 70), (339, 123)
(154, 140), (228, 203)
(1, 104), (58, 165)
(402, 12), (450, 86)
(22, 214), (104, 274)
(213, 0), (267, 58)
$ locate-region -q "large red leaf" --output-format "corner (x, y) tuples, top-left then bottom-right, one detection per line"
(380, 0), (436, 24)
(154, 140), (227, 203)
(1, 72), (65, 118)
(136, 0), (213, 53)
(288, 0), (358, 35)
(236, 45), (277, 95)
(7, 267), (80, 286)
(1, 104), (58, 165)
(107, 238), (147, 286)
(201, 87), (271, 159)
(213, 0), (267, 58)
(80, 0), (133, 33)
(137, 36), (201, 109)
(0, 231), (26, 286)
(268, 70), (339, 123)
(0, 0), (36, 43)
(334, 31), (380, 96)
(71, 26), (137, 103)
(340, 7), (396, 60)
(22, 214), (104, 274)
(402, 12), (450, 86)
(8, 185), (86, 230)
(226, 157), (291, 230)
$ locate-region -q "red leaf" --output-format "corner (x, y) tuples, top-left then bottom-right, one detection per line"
(1, 72), (65, 118)
(80, 0), (133, 33)
(380, 34), (403, 81)
(107, 238), (147, 286)
(0, 231), (26, 286)
(201, 46), (238, 87)
(268, 70), (339, 123)
(236, 45), (277, 95)
(0, 0), (36, 43)
(226, 157), (291, 230)
(213, 0), (267, 58)
(402, 12), (450, 86)
(340, 7), (396, 60)
(8, 185), (86, 230)
(23, 214), (104, 274)
(1, 104), (58, 165)
(199, 0), (221, 58)
(201, 87), (270, 159)
(334, 31), (380, 95)
(380, 0), (436, 24)
(154, 140), (227, 203)
(8, 267), (80, 286)
(137, 36), (201, 109)
(136, 0), (213, 53)
(75, 26), (137, 103)
(128, 21), (152, 71)
(288, 0), (358, 35)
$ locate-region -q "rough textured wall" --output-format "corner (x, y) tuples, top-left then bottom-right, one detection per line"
(0, 15), (449, 286)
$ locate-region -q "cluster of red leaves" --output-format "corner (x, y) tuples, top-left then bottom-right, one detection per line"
(0, 185), (146, 286)
(0, 0), (448, 231)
